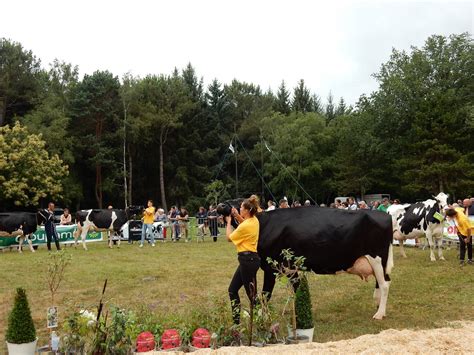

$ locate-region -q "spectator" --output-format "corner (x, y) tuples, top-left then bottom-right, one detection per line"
(358, 201), (369, 210)
(372, 201), (381, 210)
(39, 202), (61, 251)
(445, 207), (472, 266)
(208, 204), (219, 242)
(196, 206), (208, 241)
(341, 202), (348, 209)
(377, 198), (391, 213)
(168, 206), (180, 242)
(319, 203), (327, 207)
(140, 200), (156, 247)
(348, 197), (358, 210)
(329, 203), (337, 208)
(266, 200), (276, 211)
(177, 207), (190, 242)
(60, 208), (72, 225)
(335, 199), (342, 208)
(293, 200), (301, 208)
(393, 199), (401, 205)
(154, 208), (167, 241)
(279, 199), (289, 209)
(304, 200), (311, 206)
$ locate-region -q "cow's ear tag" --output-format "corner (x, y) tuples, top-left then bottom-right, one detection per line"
(433, 212), (444, 222)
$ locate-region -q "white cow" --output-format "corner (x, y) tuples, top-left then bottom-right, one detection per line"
(388, 192), (448, 261)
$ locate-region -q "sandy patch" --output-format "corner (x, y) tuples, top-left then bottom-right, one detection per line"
(148, 321), (474, 354)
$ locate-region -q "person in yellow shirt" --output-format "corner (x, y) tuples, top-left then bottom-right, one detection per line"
(446, 207), (472, 265)
(225, 195), (261, 324)
(140, 200), (156, 247)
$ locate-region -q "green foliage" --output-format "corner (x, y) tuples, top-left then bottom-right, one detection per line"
(6, 288), (36, 344)
(0, 121), (68, 206)
(295, 275), (314, 329)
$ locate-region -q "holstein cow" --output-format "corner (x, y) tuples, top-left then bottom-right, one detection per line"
(217, 201), (394, 320)
(387, 192), (449, 261)
(74, 206), (142, 250)
(0, 212), (38, 253)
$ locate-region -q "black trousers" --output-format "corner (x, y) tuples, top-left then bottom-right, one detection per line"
(228, 252), (260, 324)
(45, 223), (61, 251)
(458, 234), (472, 261)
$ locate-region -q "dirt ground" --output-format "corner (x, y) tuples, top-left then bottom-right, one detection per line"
(153, 321), (474, 354)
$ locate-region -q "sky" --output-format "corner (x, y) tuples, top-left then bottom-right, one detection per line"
(1, 0), (472, 105)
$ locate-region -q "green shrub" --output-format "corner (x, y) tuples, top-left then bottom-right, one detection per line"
(6, 288), (36, 344)
(295, 276), (314, 329)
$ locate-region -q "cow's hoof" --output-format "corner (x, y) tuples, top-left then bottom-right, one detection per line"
(430, 258), (436, 262)
(373, 312), (384, 320)
(440, 257), (446, 261)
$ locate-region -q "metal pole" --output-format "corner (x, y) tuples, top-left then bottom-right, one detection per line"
(260, 131), (264, 200)
(234, 129), (238, 197)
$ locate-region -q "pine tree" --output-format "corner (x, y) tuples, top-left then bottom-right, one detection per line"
(325, 92), (335, 122)
(6, 288), (36, 344)
(274, 80), (291, 114)
(335, 97), (347, 117)
(295, 276), (314, 330)
(292, 79), (313, 113)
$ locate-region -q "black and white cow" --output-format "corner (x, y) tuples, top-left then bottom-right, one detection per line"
(0, 212), (38, 253)
(218, 201), (394, 320)
(387, 192), (449, 261)
(74, 206), (142, 250)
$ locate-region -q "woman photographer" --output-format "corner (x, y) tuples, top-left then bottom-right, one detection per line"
(225, 195), (261, 324)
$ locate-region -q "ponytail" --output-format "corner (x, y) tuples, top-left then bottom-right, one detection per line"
(242, 195), (260, 216)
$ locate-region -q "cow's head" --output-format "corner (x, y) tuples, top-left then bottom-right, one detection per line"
(433, 192), (449, 209)
(217, 199), (244, 216)
(126, 205), (144, 219)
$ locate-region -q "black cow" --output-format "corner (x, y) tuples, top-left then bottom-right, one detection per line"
(218, 200), (394, 320)
(74, 206), (142, 250)
(0, 212), (38, 253)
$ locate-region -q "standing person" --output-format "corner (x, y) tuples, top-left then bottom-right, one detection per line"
(154, 208), (167, 242)
(168, 206), (179, 241)
(60, 208), (72, 225)
(177, 207), (190, 242)
(140, 200), (156, 247)
(445, 207), (472, 266)
(40, 202), (61, 251)
(196, 207), (208, 242)
(348, 197), (358, 210)
(377, 198), (391, 213)
(225, 195), (261, 325)
(266, 200), (276, 211)
(279, 199), (289, 209)
(208, 205), (219, 242)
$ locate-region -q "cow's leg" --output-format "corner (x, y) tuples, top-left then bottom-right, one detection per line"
(426, 231), (436, 262)
(366, 255), (390, 320)
(73, 224), (82, 248)
(81, 226), (89, 250)
(261, 268), (276, 301)
(394, 231), (407, 258)
(108, 231), (113, 248)
(18, 235), (24, 253)
(25, 234), (35, 253)
(436, 235), (445, 261)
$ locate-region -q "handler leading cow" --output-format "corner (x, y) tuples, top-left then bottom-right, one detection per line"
(218, 199), (394, 320)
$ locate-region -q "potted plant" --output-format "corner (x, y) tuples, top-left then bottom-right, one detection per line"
(295, 275), (314, 341)
(5, 288), (38, 355)
(267, 249), (309, 344)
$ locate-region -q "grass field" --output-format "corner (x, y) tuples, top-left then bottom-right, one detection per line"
(1, 232), (474, 351)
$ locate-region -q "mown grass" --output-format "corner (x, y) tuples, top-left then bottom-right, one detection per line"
(1, 233), (473, 351)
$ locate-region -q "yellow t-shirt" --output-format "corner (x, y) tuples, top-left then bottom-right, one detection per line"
(454, 208), (472, 237)
(143, 207), (156, 224)
(230, 216), (259, 253)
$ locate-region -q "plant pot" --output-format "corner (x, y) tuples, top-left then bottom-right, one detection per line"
(6, 337), (38, 355)
(296, 327), (314, 342)
(286, 335), (309, 344)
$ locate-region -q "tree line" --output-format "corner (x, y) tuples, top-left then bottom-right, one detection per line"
(0, 33), (472, 211)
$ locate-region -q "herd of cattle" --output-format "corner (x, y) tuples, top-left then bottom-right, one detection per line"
(0, 193), (450, 320)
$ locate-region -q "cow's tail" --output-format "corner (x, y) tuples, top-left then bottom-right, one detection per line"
(386, 243), (394, 275)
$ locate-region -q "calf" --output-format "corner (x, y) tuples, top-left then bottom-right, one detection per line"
(388, 192), (448, 261)
(218, 201), (394, 320)
(0, 212), (38, 253)
(74, 206), (142, 250)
